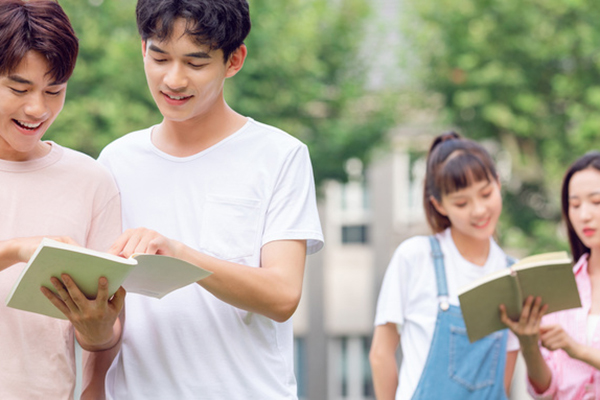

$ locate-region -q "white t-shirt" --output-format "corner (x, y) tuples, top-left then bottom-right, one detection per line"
(99, 119), (324, 400)
(374, 228), (519, 400)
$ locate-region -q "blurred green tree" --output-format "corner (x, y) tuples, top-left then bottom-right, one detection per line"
(406, 0), (600, 252)
(50, 0), (396, 185)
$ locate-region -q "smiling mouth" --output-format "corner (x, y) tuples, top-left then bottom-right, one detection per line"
(162, 92), (192, 101)
(473, 218), (490, 228)
(14, 119), (43, 130)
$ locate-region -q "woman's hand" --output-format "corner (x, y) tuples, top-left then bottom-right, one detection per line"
(500, 295), (548, 349)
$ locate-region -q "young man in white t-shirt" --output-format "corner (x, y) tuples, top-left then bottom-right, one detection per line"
(96, 0), (324, 398)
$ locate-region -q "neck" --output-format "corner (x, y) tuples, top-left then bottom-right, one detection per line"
(153, 100), (247, 157)
(588, 249), (600, 276)
(450, 227), (491, 267)
(0, 141), (51, 161)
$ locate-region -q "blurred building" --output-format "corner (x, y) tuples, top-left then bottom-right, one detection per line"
(293, 127), (432, 400)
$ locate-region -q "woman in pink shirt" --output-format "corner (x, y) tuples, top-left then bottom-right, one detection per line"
(501, 151), (600, 399)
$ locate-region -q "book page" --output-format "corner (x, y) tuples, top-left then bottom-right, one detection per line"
(513, 251), (570, 270)
(123, 254), (212, 298)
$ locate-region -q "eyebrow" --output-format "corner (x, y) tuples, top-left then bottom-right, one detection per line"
(148, 43), (212, 59)
(570, 192), (600, 198)
(7, 74), (63, 86)
(7, 75), (32, 85)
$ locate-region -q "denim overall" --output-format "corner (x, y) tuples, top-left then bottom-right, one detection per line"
(411, 236), (509, 400)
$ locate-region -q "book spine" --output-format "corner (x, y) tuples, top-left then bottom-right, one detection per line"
(511, 267), (524, 314)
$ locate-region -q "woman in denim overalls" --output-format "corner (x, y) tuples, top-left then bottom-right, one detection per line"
(370, 132), (519, 399)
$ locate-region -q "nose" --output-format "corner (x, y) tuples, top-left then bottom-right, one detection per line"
(472, 198), (486, 217)
(23, 92), (50, 120)
(578, 202), (593, 221)
(164, 62), (187, 91)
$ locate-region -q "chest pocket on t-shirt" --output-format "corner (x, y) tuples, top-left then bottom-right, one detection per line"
(201, 194), (261, 261)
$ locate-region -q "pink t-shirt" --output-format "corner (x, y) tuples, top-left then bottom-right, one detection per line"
(0, 142), (121, 400)
(528, 254), (600, 400)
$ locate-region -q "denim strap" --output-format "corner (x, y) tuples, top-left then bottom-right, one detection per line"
(429, 236), (449, 310)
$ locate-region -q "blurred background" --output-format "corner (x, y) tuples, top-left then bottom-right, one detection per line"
(55, 0), (600, 398)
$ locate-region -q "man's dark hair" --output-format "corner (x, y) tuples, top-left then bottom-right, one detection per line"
(0, 0), (78, 83)
(136, 0), (251, 62)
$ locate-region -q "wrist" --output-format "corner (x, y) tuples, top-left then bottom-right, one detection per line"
(76, 330), (118, 352)
(567, 342), (585, 360)
(5, 239), (23, 264)
(519, 338), (541, 354)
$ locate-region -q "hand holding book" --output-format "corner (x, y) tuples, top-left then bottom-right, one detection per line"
(458, 251), (581, 343)
(5, 238), (212, 319)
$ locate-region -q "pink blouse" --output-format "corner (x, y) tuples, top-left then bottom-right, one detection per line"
(528, 254), (600, 400)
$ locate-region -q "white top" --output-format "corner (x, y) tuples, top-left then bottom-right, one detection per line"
(374, 228), (519, 400)
(0, 143), (121, 400)
(99, 119), (324, 399)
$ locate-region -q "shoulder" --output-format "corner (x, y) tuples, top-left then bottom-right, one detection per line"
(387, 235), (434, 273)
(396, 235), (434, 258)
(99, 127), (152, 158)
(56, 145), (114, 183)
(50, 144), (119, 200)
(243, 119), (307, 153)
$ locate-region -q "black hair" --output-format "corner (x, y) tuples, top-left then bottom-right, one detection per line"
(0, 0), (78, 83)
(136, 0), (250, 62)
(561, 151), (600, 262)
(423, 131), (499, 232)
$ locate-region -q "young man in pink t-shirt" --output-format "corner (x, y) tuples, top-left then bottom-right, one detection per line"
(0, 1), (124, 398)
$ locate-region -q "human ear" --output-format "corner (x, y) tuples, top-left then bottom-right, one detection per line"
(225, 44), (247, 78)
(141, 40), (147, 58)
(430, 195), (448, 217)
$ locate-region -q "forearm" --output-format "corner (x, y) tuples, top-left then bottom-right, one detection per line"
(80, 311), (124, 400)
(81, 345), (121, 400)
(179, 241), (305, 322)
(521, 343), (553, 394)
(0, 239), (22, 271)
(370, 355), (398, 400)
(571, 344), (600, 370)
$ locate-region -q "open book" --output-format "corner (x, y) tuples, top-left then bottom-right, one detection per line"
(5, 238), (212, 319)
(458, 251), (581, 343)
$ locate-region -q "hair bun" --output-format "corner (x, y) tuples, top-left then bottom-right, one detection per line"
(429, 131), (461, 153)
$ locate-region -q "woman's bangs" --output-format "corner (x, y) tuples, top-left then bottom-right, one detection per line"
(436, 153), (491, 196)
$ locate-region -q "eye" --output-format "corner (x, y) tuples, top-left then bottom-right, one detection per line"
(10, 87), (27, 94)
(482, 190), (492, 198)
(454, 202), (467, 208)
(46, 90), (62, 96)
(188, 62), (207, 69)
(152, 57), (167, 63)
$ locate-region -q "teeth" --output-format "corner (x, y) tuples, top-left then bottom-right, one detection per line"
(166, 94), (188, 100)
(17, 120), (42, 129)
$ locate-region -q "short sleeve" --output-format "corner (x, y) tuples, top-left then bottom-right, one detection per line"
(374, 247), (408, 328)
(85, 173), (122, 252)
(506, 330), (520, 352)
(261, 144), (323, 254)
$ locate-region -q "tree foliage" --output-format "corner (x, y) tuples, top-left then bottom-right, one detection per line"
(50, 0), (396, 186)
(406, 0), (600, 251)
